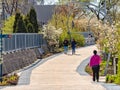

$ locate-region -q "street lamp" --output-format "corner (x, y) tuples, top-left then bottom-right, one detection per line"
(67, 2), (72, 42)
(87, 13), (94, 45)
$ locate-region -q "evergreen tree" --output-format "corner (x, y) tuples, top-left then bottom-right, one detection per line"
(27, 23), (35, 33)
(28, 7), (38, 33)
(13, 13), (21, 33)
(16, 16), (27, 33)
(24, 15), (29, 27)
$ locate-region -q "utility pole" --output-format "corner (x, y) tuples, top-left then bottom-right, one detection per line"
(0, 28), (3, 82)
(0, 0), (5, 82)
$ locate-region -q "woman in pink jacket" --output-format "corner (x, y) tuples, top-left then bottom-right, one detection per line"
(89, 50), (101, 82)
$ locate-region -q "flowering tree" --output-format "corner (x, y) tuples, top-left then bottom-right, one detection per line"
(42, 24), (62, 52)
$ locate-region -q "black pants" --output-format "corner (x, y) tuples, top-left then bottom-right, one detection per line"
(92, 65), (100, 81)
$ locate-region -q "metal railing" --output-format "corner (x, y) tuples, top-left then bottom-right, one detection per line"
(2, 33), (44, 52)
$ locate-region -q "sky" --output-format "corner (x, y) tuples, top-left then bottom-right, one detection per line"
(37, 0), (100, 5)
(36, 0), (58, 5)
(44, 0), (58, 4)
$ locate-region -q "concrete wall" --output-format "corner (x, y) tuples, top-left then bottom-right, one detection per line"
(3, 48), (42, 75)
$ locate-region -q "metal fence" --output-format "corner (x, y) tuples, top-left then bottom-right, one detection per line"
(2, 33), (44, 52)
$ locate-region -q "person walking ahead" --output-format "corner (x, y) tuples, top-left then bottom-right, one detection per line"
(63, 39), (69, 54)
(89, 50), (101, 82)
(71, 38), (76, 55)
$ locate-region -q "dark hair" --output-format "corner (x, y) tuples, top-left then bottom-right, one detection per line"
(93, 50), (97, 55)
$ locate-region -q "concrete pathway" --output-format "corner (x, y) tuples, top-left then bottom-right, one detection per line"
(0, 45), (119, 90)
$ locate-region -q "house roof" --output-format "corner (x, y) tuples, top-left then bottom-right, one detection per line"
(34, 5), (55, 23)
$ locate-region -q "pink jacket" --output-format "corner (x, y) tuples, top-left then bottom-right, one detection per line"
(89, 55), (101, 67)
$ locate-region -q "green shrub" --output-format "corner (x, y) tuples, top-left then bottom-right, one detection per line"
(115, 60), (120, 84)
(106, 74), (117, 83)
(100, 60), (106, 76)
(59, 31), (85, 47)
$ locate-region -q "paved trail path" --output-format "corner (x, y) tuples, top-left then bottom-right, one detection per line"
(1, 45), (106, 90)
